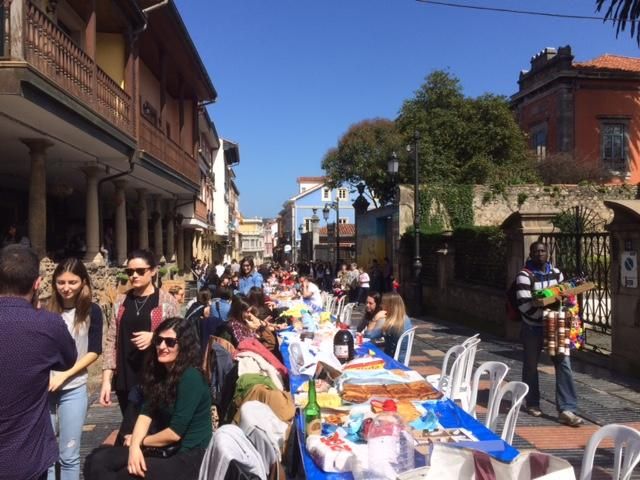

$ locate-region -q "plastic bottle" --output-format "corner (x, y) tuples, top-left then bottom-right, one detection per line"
(333, 325), (354, 364)
(364, 400), (415, 479)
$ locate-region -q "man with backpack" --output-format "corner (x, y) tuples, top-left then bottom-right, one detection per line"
(515, 241), (583, 427)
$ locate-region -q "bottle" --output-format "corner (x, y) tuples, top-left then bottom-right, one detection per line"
(365, 400), (415, 479)
(333, 325), (354, 364)
(303, 378), (322, 437)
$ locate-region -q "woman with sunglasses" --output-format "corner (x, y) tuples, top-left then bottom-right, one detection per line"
(100, 250), (179, 441)
(46, 258), (103, 480)
(87, 317), (212, 479)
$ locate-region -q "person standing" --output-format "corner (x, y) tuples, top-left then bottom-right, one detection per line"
(46, 258), (103, 480)
(0, 245), (77, 480)
(100, 250), (179, 440)
(357, 267), (370, 305)
(516, 241), (583, 427)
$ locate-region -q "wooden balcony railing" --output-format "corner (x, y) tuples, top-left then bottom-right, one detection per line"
(140, 117), (199, 185)
(195, 199), (208, 223)
(18, 1), (134, 137)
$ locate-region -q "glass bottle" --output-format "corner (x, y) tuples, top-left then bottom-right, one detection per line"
(303, 378), (322, 436)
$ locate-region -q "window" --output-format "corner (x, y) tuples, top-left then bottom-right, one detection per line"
(338, 218), (347, 225)
(338, 188), (348, 201)
(601, 121), (629, 173)
(530, 124), (547, 160)
(304, 218), (313, 232)
(321, 187), (331, 201)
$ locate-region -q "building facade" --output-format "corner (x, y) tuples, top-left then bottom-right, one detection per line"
(0, 0), (233, 272)
(511, 46), (640, 183)
(239, 217), (264, 264)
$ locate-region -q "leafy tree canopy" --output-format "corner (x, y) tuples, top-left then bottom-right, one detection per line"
(321, 118), (403, 207)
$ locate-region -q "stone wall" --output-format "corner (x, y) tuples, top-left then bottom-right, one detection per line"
(473, 184), (637, 227)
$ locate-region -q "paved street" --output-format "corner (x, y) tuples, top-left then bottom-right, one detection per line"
(80, 313), (640, 478)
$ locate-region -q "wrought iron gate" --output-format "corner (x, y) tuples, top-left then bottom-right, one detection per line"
(538, 231), (611, 353)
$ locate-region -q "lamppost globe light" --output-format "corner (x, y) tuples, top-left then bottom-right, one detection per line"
(322, 204), (330, 222)
(388, 151), (399, 175)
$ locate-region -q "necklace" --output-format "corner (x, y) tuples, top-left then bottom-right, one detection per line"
(133, 295), (151, 317)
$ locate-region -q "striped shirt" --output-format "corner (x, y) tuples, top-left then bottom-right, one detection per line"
(515, 262), (563, 325)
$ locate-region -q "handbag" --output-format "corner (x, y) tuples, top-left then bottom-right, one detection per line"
(141, 443), (181, 459)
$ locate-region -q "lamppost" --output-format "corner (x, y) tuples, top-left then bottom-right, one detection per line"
(410, 132), (422, 313)
(298, 223), (304, 263)
(323, 201), (340, 271)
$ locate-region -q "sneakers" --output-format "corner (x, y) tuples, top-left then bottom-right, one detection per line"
(558, 410), (584, 427)
(524, 405), (542, 417)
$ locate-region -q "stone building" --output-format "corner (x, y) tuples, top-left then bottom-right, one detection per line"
(511, 46), (640, 184)
(0, 0), (230, 270)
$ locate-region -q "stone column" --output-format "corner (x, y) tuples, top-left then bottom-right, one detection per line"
(137, 188), (149, 249)
(113, 180), (128, 266)
(23, 139), (53, 258)
(185, 230), (193, 267)
(83, 166), (102, 263)
(153, 195), (164, 262)
(165, 200), (175, 262)
(177, 226), (185, 271)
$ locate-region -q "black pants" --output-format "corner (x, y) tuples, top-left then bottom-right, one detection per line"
(115, 389), (142, 442)
(85, 446), (205, 480)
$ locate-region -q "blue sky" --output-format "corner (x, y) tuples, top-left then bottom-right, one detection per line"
(175, 0), (640, 218)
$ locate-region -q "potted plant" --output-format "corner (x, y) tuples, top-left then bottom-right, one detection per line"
(158, 266), (168, 279)
(116, 272), (129, 285)
(169, 265), (179, 279)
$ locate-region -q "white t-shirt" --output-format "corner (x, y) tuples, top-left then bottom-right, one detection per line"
(51, 308), (88, 390)
(305, 282), (323, 308)
(359, 272), (370, 288)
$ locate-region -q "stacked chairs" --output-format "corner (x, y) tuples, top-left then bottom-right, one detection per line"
(332, 295), (346, 319)
(579, 424), (640, 480)
(339, 302), (357, 327)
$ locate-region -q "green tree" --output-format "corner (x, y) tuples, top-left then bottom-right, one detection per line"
(321, 118), (402, 207)
(596, 0), (640, 44)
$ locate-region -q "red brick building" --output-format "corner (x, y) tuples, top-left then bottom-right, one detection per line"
(511, 46), (640, 183)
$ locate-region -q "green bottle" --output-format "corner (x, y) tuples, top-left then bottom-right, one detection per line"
(303, 378), (322, 436)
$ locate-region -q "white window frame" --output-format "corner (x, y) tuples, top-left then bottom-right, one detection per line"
(321, 187), (331, 201)
(338, 218), (347, 224)
(337, 188), (348, 202)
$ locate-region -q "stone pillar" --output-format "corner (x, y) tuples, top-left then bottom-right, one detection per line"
(185, 230), (193, 267)
(23, 139), (53, 258)
(113, 180), (128, 266)
(165, 200), (175, 262)
(83, 166), (103, 263)
(604, 200), (640, 375)
(137, 188), (149, 250)
(153, 195), (164, 262)
(177, 226), (185, 271)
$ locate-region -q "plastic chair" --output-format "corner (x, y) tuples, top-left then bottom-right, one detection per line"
(426, 344), (466, 398)
(340, 302), (357, 327)
(580, 424), (640, 480)
(487, 381), (529, 444)
(394, 326), (417, 367)
(464, 361), (509, 421)
(333, 295), (346, 318)
(326, 295), (336, 314)
(459, 335), (481, 399)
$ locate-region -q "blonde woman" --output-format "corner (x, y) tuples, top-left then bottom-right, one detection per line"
(365, 292), (413, 357)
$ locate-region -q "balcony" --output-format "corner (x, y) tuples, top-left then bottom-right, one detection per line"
(1, 1), (134, 137)
(140, 117), (199, 185)
(195, 198), (208, 223)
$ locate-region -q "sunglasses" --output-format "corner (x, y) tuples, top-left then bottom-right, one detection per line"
(154, 336), (178, 348)
(125, 267), (151, 277)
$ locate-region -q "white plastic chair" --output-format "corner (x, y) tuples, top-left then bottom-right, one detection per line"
(340, 302), (357, 327)
(580, 424), (640, 480)
(435, 337), (481, 405)
(426, 344), (467, 399)
(394, 326), (417, 367)
(487, 381), (529, 444)
(465, 361), (509, 421)
(333, 295), (346, 318)
(326, 295), (336, 314)
(460, 335), (481, 398)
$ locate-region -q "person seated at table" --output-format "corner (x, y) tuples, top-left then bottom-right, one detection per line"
(85, 317), (212, 479)
(299, 275), (323, 310)
(364, 292), (412, 357)
(247, 286), (275, 320)
(360, 292), (386, 334)
(185, 287), (211, 337)
(222, 295), (277, 352)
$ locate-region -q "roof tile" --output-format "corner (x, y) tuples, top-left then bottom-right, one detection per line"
(574, 54), (640, 73)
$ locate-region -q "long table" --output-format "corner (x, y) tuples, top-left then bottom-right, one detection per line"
(280, 337), (520, 480)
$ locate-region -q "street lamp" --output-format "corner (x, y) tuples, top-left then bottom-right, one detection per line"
(323, 201), (340, 271)
(410, 132), (422, 313)
(298, 223), (304, 262)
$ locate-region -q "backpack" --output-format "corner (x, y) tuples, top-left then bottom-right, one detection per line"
(203, 339), (235, 407)
(506, 268), (533, 322)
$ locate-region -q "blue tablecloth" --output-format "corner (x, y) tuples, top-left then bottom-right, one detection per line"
(279, 335), (519, 479)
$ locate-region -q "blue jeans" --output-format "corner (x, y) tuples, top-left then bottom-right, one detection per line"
(520, 323), (578, 412)
(48, 384), (88, 480)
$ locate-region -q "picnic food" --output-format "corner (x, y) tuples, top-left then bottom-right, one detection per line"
(341, 381), (442, 403)
(342, 357), (385, 371)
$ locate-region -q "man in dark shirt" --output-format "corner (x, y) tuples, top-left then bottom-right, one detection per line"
(0, 245), (77, 480)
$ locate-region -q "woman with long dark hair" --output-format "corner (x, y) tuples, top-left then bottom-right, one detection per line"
(359, 291), (385, 334)
(86, 317), (212, 479)
(238, 256), (263, 295)
(100, 250), (179, 440)
(46, 258), (103, 480)
(224, 295), (276, 351)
